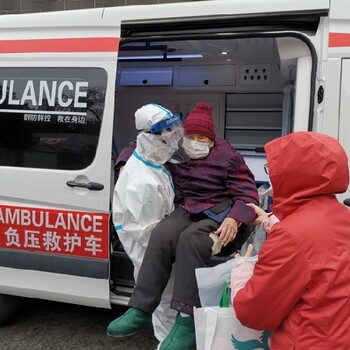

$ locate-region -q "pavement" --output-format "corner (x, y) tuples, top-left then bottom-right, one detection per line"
(0, 298), (159, 350)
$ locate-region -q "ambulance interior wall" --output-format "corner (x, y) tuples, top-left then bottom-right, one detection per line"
(114, 66), (288, 145)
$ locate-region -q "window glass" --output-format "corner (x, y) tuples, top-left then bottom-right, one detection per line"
(0, 68), (107, 170)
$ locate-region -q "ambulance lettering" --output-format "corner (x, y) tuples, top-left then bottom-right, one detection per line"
(42, 231), (61, 252)
(0, 79), (88, 108)
(0, 206), (109, 259)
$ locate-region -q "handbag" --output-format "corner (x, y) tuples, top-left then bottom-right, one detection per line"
(194, 283), (271, 350)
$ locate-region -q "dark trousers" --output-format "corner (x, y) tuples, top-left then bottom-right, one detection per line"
(128, 206), (219, 315)
(128, 206), (252, 315)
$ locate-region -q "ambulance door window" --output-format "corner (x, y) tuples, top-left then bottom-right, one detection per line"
(0, 67), (107, 170)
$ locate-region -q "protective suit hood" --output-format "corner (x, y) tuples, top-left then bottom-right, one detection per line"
(134, 103), (183, 164)
(135, 103), (172, 132)
(265, 131), (349, 220)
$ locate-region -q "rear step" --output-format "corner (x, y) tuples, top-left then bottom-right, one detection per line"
(109, 250), (135, 305)
(110, 250), (135, 286)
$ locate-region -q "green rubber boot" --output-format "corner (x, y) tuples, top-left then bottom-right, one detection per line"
(107, 307), (152, 337)
(160, 313), (196, 350)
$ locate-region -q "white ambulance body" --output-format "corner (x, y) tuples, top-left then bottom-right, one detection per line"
(0, 0), (349, 323)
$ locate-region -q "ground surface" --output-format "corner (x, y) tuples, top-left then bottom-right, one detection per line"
(0, 298), (159, 350)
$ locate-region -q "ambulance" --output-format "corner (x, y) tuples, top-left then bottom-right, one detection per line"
(0, 0), (349, 324)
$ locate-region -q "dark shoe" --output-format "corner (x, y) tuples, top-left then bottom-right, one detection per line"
(160, 313), (196, 350)
(107, 307), (152, 337)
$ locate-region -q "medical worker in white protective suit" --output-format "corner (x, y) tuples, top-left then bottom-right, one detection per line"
(110, 103), (184, 347)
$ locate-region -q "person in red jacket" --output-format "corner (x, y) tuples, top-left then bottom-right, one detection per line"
(233, 131), (350, 349)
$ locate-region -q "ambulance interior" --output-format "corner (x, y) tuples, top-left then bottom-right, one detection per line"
(113, 34), (313, 184)
(110, 33), (313, 288)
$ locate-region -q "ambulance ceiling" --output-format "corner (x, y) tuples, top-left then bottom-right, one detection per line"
(119, 10), (321, 64)
(120, 10), (327, 39)
(118, 38), (278, 63)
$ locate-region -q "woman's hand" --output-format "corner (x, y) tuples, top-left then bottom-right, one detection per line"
(246, 203), (268, 225)
(234, 243), (254, 258)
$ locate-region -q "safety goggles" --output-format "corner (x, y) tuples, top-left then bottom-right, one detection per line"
(150, 114), (184, 151)
(150, 114), (182, 135)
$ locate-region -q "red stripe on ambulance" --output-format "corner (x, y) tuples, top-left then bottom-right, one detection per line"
(329, 32), (350, 47)
(0, 37), (120, 53)
(0, 205), (109, 260)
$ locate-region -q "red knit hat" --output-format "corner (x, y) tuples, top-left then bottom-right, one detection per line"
(184, 102), (216, 140)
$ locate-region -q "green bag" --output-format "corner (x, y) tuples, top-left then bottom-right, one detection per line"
(219, 281), (231, 307)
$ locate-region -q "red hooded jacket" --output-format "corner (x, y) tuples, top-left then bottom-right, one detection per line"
(234, 131), (350, 349)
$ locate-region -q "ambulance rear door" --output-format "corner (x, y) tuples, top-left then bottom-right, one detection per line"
(327, 0), (350, 203)
(0, 8), (120, 307)
(339, 59), (350, 203)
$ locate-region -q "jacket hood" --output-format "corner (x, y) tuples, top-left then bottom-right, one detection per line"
(265, 131), (349, 220)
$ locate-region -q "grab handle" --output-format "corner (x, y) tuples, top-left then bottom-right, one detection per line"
(66, 181), (104, 191)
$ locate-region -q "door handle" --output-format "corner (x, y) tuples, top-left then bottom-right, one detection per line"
(344, 198), (350, 207)
(66, 181), (104, 191)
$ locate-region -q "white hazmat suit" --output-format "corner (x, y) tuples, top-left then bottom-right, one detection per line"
(113, 104), (182, 347)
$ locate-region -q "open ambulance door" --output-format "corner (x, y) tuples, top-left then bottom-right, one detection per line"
(0, 8), (120, 312)
(321, 1), (350, 205)
(339, 59), (350, 204)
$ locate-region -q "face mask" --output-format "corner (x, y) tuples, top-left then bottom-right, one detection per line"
(168, 144), (191, 164)
(182, 137), (210, 159)
(136, 133), (174, 164)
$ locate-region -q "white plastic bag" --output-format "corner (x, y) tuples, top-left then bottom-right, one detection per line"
(195, 256), (258, 307)
(194, 306), (270, 350)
